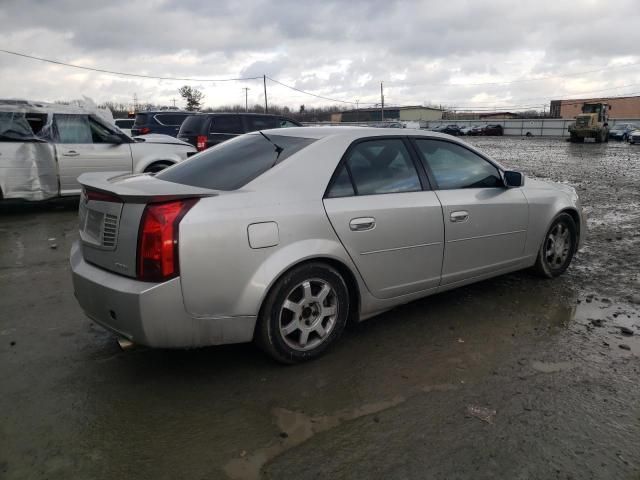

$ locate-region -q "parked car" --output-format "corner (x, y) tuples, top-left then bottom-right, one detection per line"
(432, 124), (462, 136)
(0, 101), (195, 201)
(608, 123), (637, 141)
(480, 124), (504, 136)
(114, 118), (134, 136)
(131, 110), (192, 137)
(177, 113), (302, 151)
(463, 125), (484, 136)
(71, 127), (585, 363)
(628, 129), (640, 144)
(458, 125), (475, 135)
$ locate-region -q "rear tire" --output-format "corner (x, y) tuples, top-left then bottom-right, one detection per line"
(255, 262), (350, 364)
(533, 213), (577, 278)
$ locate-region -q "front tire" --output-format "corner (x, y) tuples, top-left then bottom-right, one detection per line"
(533, 213), (577, 278)
(144, 161), (173, 173)
(255, 262), (350, 364)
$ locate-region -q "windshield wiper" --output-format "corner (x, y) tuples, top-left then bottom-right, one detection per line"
(259, 131), (284, 166)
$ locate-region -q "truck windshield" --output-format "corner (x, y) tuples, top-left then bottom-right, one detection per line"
(156, 133), (316, 191)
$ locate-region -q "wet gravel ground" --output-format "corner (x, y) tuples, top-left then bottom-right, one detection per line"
(1, 137), (639, 480)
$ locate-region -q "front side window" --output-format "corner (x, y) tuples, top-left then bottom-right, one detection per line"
(329, 138), (421, 196)
(156, 134), (316, 191)
(414, 139), (502, 189)
(54, 114), (92, 144)
(88, 116), (120, 143)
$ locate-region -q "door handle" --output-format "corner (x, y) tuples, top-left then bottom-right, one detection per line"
(450, 210), (469, 223)
(349, 217), (376, 231)
(63, 150), (80, 157)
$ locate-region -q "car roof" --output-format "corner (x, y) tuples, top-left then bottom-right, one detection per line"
(187, 112), (295, 118)
(248, 126), (466, 141)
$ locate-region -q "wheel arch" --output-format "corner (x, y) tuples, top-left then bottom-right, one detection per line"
(141, 159), (175, 173)
(256, 256), (361, 328)
(559, 207), (581, 241)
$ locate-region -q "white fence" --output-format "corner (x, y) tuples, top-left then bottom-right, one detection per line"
(304, 118), (640, 137)
(425, 118), (640, 137)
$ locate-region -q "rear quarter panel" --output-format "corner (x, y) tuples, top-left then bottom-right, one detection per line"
(178, 191), (357, 318)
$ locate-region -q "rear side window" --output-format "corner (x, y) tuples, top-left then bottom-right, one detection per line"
(210, 115), (243, 134)
(156, 134), (316, 191)
(245, 116), (278, 132)
(0, 112), (47, 141)
(179, 115), (207, 134)
(155, 114), (188, 126)
(279, 119), (300, 128)
(327, 138), (421, 196)
(133, 113), (148, 126)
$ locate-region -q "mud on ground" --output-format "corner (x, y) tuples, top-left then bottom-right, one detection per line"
(0, 137), (639, 480)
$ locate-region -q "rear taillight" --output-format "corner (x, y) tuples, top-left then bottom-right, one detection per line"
(84, 188), (122, 203)
(139, 127), (151, 135)
(136, 198), (198, 282)
(196, 135), (207, 151)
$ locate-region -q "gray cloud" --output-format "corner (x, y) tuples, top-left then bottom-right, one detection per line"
(1, 0), (639, 110)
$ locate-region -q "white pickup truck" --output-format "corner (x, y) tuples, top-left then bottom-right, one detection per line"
(0, 100), (196, 201)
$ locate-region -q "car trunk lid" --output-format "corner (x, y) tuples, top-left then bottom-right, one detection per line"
(77, 172), (217, 279)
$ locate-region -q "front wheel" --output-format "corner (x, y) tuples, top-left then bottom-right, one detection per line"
(533, 213), (577, 278)
(255, 263), (350, 364)
(144, 161), (173, 173)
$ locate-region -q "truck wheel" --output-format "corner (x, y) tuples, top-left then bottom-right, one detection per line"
(144, 161), (173, 173)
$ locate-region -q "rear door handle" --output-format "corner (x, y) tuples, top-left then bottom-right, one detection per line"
(62, 150), (80, 157)
(450, 210), (469, 222)
(349, 217), (376, 231)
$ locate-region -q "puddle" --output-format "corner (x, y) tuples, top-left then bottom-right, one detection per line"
(531, 360), (575, 373)
(223, 395), (407, 480)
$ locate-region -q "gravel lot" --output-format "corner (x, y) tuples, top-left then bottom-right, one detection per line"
(1, 137), (639, 480)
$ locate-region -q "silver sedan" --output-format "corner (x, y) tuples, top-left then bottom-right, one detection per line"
(71, 127), (585, 363)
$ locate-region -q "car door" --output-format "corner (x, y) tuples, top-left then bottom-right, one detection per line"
(323, 137), (444, 299)
(412, 138), (528, 286)
(54, 114), (133, 195)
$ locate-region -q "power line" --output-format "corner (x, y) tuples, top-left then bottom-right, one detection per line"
(0, 48), (262, 82)
(267, 76), (377, 105)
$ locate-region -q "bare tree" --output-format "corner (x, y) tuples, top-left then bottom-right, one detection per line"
(178, 86), (205, 111)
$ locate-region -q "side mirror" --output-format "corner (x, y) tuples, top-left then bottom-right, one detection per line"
(105, 134), (124, 144)
(504, 170), (524, 188)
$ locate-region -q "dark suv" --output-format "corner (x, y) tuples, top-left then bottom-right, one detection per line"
(131, 110), (192, 137)
(178, 113), (302, 151)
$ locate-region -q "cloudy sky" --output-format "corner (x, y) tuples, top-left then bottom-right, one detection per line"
(1, 0), (640, 112)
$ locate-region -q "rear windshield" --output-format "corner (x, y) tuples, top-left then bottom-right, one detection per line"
(133, 113), (148, 126)
(179, 115), (207, 134)
(155, 113), (189, 126)
(156, 134), (316, 190)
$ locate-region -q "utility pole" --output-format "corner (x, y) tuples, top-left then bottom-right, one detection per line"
(243, 87), (250, 112)
(380, 82), (384, 123)
(133, 93), (138, 112)
(263, 75), (268, 113)
(356, 99), (360, 123)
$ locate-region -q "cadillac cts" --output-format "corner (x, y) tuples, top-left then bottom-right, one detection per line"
(71, 127), (585, 363)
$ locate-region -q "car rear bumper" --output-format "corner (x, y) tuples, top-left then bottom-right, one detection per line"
(70, 241), (256, 348)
